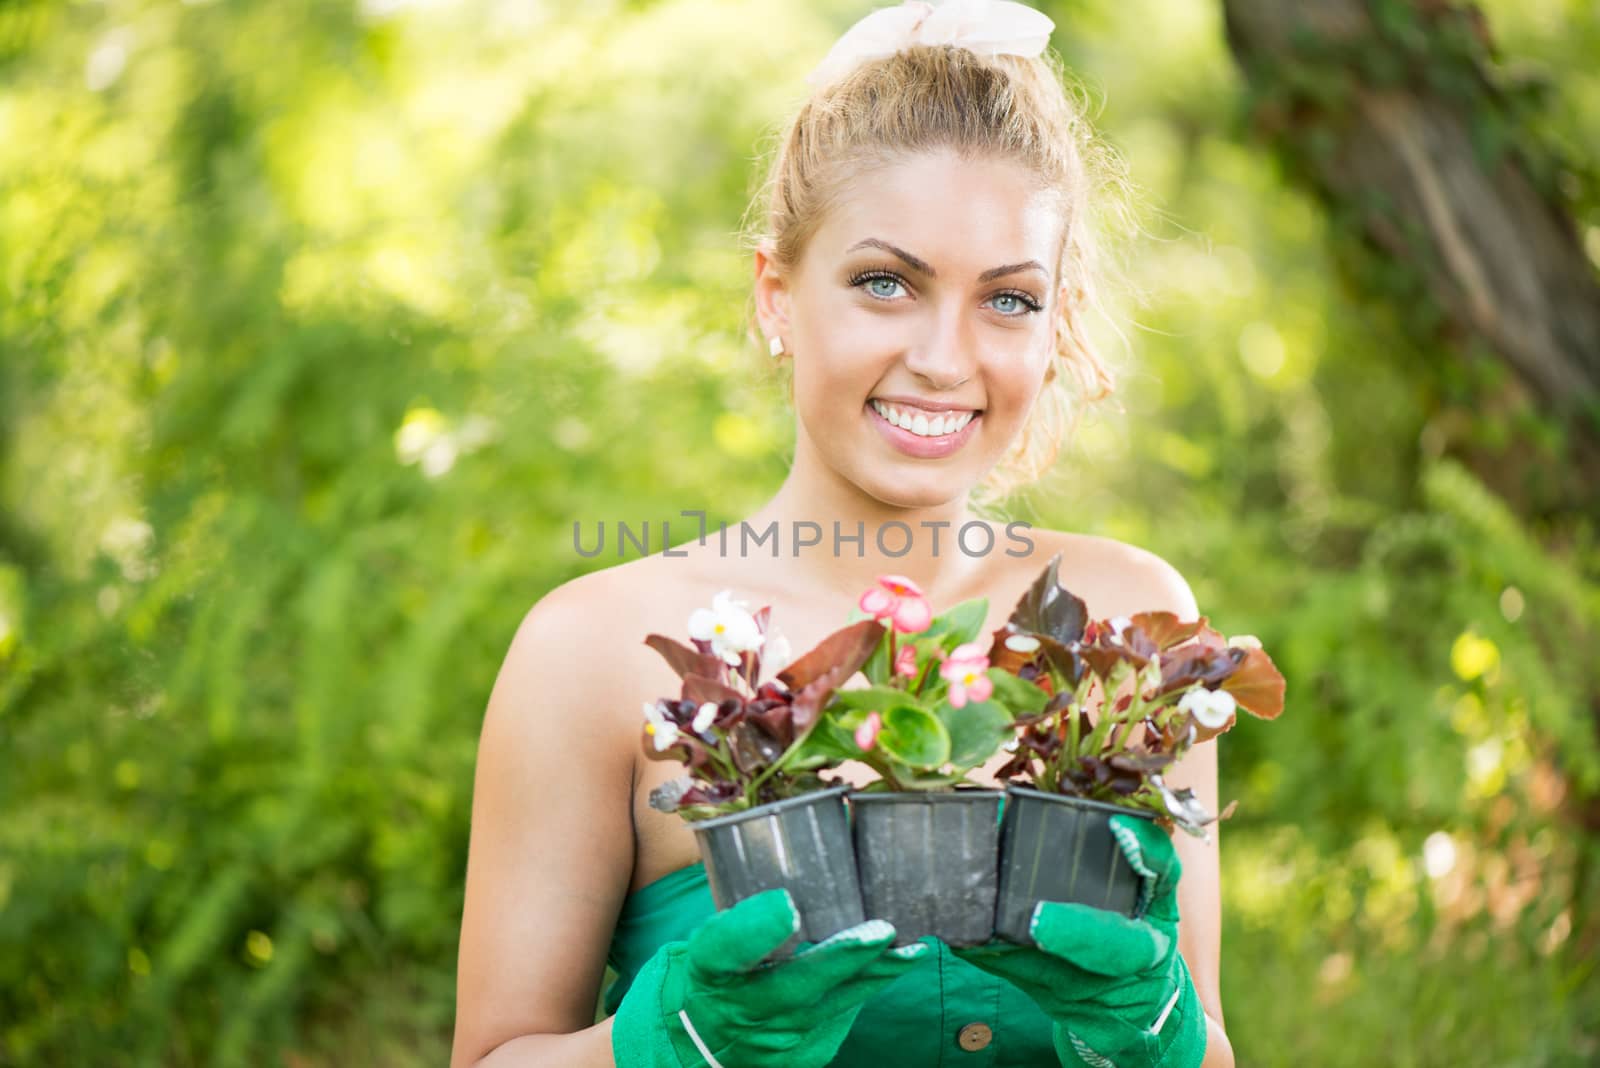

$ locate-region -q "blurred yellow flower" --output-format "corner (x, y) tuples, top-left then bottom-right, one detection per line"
(1450, 631), (1500, 682)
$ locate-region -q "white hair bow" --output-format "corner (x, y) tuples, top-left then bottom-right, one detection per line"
(805, 0), (1056, 91)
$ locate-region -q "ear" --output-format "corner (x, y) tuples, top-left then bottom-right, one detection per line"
(753, 242), (793, 344)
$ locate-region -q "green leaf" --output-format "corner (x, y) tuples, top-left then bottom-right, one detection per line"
(860, 630), (891, 686)
(867, 769), (969, 792)
(938, 698), (1014, 769)
(787, 717), (861, 767)
(828, 684), (915, 713)
(921, 596), (989, 647)
(876, 704), (951, 769)
(984, 667), (1050, 716)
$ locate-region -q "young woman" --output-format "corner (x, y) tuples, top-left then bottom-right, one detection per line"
(451, 2), (1235, 1065)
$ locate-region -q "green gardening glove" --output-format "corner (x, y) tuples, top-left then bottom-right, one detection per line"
(612, 887), (928, 1068)
(954, 815), (1207, 1068)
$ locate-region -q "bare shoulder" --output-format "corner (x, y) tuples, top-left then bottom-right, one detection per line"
(476, 559), (678, 818)
(507, 556), (684, 695)
(490, 555), (710, 785)
(515, 559), (641, 643)
(494, 572), (617, 739)
(1028, 528), (1200, 621)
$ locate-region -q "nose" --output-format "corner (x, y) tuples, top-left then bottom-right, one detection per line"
(903, 305), (976, 392)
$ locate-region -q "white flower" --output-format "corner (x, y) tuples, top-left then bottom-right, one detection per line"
(1227, 634), (1262, 650)
(763, 630), (792, 676)
(1151, 773), (1215, 840)
(1004, 633), (1041, 654)
(1139, 660), (1164, 690)
(688, 589), (764, 667)
(692, 701), (718, 733)
(642, 700), (680, 751)
(1178, 687), (1237, 729)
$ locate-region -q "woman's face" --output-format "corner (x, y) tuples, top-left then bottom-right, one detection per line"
(757, 148), (1065, 508)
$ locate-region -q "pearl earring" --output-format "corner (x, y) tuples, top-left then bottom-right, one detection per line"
(768, 335), (786, 358)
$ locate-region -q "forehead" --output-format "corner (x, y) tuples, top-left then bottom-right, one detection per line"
(813, 149), (1063, 269)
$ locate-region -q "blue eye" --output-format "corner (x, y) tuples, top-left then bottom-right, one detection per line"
(849, 268), (1044, 317)
(991, 291), (1044, 316)
(850, 270), (908, 300)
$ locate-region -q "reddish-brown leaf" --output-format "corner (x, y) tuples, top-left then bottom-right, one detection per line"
(1130, 611), (1210, 651)
(728, 720), (784, 774)
(986, 625), (1035, 673)
(1155, 647), (1238, 696)
(1220, 647), (1286, 719)
(1122, 624), (1159, 663)
(1081, 643), (1138, 680)
(644, 634), (724, 681)
(746, 703), (796, 749)
(682, 674), (744, 707)
(777, 619), (885, 692)
(1008, 554), (1089, 645)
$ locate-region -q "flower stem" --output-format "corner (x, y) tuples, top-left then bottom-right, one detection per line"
(859, 750), (902, 791)
(912, 651), (937, 696)
(1083, 666), (1126, 756)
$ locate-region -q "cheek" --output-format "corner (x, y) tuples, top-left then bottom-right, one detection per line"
(985, 344), (1052, 408)
(791, 319), (891, 397)
(790, 353), (866, 434)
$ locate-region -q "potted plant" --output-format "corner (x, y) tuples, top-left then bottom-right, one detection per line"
(984, 554), (1286, 944)
(799, 576), (1018, 947)
(640, 589), (884, 956)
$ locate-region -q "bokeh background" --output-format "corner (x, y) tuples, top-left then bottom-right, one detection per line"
(2, 0), (1598, 1064)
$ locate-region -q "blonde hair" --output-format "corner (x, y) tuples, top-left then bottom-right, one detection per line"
(740, 42), (1140, 512)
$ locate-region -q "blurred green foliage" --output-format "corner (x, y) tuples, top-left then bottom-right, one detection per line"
(1, 0), (1596, 1064)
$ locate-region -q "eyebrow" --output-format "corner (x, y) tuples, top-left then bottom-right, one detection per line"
(846, 238), (1047, 283)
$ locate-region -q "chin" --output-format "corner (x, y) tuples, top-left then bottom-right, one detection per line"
(856, 466), (980, 510)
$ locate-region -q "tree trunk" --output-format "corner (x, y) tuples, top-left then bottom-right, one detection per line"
(1220, 0), (1600, 945)
(1220, 0), (1600, 512)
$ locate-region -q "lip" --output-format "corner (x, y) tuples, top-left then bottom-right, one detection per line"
(867, 401), (982, 459)
(871, 394), (983, 414)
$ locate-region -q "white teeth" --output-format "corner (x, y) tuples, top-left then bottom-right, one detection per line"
(870, 400), (976, 438)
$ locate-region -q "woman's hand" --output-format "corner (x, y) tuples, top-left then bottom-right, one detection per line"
(612, 887), (927, 1068)
(953, 814), (1208, 1068)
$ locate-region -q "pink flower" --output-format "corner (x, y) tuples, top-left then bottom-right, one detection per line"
(858, 575), (933, 634)
(893, 644), (919, 678)
(855, 711), (883, 751)
(940, 641), (993, 708)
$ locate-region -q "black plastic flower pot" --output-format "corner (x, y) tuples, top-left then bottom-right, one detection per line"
(994, 785), (1158, 945)
(691, 784), (864, 960)
(849, 789), (1003, 947)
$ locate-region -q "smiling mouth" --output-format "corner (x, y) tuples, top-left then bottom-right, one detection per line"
(868, 399), (982, 438)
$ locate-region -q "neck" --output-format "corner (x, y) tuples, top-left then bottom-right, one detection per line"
(735, 451), (996, 611)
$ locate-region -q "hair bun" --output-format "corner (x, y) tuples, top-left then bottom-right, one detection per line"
(805, 0), (1055, 92)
